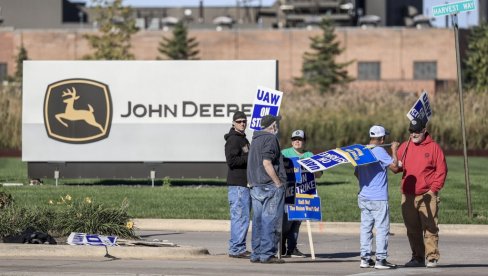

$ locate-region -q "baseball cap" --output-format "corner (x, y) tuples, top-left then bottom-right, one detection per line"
(260, 114), (281, 129)
(232, 111), (247, 121)
(409, 119), (425, 133)
(369, 125), (390, 138)
(291, 130), (305, 139)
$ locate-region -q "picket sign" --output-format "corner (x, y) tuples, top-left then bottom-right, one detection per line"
(407, 90), (432, 125)
(67, 232), (117, 246)
(298, 144), (378, 173)
(249, 86), (283, 130)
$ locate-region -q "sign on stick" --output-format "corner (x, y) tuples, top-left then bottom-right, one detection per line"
(287, 194), (322, 221)
(407, 91), (432, 126)
(249, 86), (283, 130)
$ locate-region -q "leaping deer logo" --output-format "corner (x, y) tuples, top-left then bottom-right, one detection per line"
(55, 87), (104, 132)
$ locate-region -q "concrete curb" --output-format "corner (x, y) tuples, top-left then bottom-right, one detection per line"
(134, 219), (488, 236)
(0, 243), (209, 259)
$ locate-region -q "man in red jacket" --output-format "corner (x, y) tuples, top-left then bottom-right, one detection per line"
(395, 119), (447, 268)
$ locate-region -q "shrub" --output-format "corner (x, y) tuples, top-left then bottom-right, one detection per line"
(0, 85), (22, 149)
(52, 195), (135, 238)
(0, 190), (13, 209)
(280, 89), (488, 152)
(0, 194), (136, 239)
(0, 206), (56, 237)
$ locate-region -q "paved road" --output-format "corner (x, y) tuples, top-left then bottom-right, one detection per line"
(1, 230), (487, 275)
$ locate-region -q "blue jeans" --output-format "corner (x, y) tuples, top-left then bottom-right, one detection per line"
(358, 197), (390, 260)
(228, 186), (251, 255)
(250, 184), (285, 262)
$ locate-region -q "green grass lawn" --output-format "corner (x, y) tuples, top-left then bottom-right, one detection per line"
(1, 157), (487, 224)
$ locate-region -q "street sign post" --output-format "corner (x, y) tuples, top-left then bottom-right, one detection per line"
(432, 0), (474, 218)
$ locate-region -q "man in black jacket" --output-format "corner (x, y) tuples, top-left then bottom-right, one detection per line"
(224, 111), (251, 258)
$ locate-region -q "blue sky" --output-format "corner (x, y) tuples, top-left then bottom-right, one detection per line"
(75, 0), (479, 28)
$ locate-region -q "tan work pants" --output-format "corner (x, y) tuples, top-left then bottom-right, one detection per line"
(401, 192), (440, 262)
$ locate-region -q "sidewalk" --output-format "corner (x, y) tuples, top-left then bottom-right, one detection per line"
(134, 219), (488, 236)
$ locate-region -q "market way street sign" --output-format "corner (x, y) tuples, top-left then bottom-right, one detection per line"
(432, 0), (476, 17)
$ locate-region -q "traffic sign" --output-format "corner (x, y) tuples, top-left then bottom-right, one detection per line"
(432, 0), (476, 17)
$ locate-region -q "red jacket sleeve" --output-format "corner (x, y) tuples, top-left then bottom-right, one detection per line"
(430, 143), (448, 193)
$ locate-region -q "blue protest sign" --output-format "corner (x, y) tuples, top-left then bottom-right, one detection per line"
(249, 86), (283, 130)
(297, 149), (349, 173)
(296, 172), (317, 195)
(283, 157), (300, 205)
(407, 91), (432, 126)
(67, 232), (117, 246)
(287, 194), (322, 221)
(337, 144), (378, 167)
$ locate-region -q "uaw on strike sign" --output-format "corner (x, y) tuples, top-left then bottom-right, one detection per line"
(407, 91), (432, 125)
(249, 86), (283, 130)
(298, 144), (378, 173)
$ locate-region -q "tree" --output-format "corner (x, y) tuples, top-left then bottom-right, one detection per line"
(11, 44), (28, 83)
(294, 19), (353, 93)
(83, 0), (138, 60)
(464, 21), (488, 92)
(158, 21), (199, 60)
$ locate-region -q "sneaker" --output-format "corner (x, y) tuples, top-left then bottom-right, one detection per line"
(405, 258), (425, 267)
(229, 251), (251, 258)
(375, 259), (397, 269)
(426, 259), (438, 268)
(261, 256), (285, 264)
(288, 248), (306, 258)
(360, 258), (375, 268)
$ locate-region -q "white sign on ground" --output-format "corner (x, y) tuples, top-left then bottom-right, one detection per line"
(22, 60), (277, 162)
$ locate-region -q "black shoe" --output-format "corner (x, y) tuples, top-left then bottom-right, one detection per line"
(405, 257), (425, 267)
(375, 259), (397, 269)
(287, 248), (306, 258)
(261, 256), (285, 264)
(229, 250), (251, 258)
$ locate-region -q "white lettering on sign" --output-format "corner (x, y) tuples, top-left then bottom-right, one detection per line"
(301, 159), (321, 171)
(250, 117), (261, 129)
(433, 5), (458, 15)
(260, 106), (270, 116)
(463, 2), (474, 9)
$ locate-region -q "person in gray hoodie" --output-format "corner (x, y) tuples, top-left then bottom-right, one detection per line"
(247, 114), (287, 264)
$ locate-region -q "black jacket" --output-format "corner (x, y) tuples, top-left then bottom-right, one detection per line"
(224, 127), (250, 187)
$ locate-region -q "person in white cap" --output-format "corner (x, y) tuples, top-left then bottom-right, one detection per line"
(280, 129), (314, 258)
(355, 125), (400, 270)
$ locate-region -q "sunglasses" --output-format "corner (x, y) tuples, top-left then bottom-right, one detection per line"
(409, 129), (422, 134)
(291, 137), (304, 141)
(235, 120), (247, 124)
